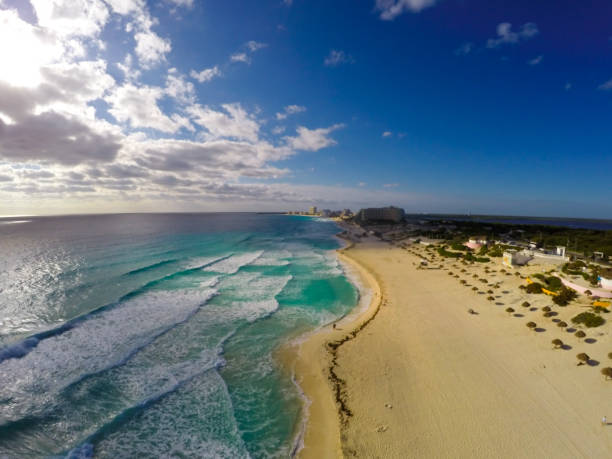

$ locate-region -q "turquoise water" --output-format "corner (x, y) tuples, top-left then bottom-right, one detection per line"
(0, 213), (358, 458)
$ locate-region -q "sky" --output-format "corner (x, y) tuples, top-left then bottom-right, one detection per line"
(0, 0), (611, 218)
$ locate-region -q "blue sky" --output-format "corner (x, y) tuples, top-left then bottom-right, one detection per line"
(0, 0), (611, 217)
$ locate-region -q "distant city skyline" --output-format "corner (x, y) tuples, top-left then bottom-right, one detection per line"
(0, 0), (611, 218)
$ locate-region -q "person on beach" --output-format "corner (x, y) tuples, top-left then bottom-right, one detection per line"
(603, 416), (607, 426)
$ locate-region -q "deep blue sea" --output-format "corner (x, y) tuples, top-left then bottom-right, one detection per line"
(0, 213), (358, 458)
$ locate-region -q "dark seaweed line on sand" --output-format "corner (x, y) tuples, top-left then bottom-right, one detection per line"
(326, 244), (383, 427)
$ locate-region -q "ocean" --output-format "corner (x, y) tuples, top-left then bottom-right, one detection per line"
(0, 213), (359, 458)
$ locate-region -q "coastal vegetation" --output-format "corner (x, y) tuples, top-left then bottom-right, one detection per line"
(526, 282), (543, 294)
(416, 219), (612, 258)
(552, 287), (577, 306)
(533, 274), (562, 292)
(572, 312), (605, 328)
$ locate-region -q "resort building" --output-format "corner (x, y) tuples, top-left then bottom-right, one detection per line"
(356, 206), (405, 223)
(465, 235), (488, 250)
(309, 206), (317, 215)
(502, 250), (532, 268)
(530, 246), (569, 264)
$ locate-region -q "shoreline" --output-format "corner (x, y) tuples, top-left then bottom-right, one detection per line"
(278, 237), (383, 458)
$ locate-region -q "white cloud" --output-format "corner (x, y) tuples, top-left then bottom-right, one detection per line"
(0, 9), (65, 87)
(0, 0), (349, 208)
(104, 0), (144, 15)
(167, 0), (194, 7)
(528, 55), (543, 66)
(324, 50), (354, 67)
(190, 66), (221, 83)
(231, 52), (250, 64)
(187, 103), (261, 142)
(374, 0), (438, 20)
(134, 30), (171, 67)
(597, 79), (612, 91)
(383, 183), (398, 188)
(284, 124), (344, 151)
(487, 22), (539, 49)
(106, 83), (191, 133)
(246, 41), (267, 52)
(564, 82), (572, 91)
(30, 0), (109, 38)
(382, 131), (392, 138)
(358, 182), (366, 187)
(276, 104), (306, 120)
(455, 42), (473, 56)
(165, 70), (195, 103)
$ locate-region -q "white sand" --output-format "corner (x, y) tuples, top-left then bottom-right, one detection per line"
(296, 238), (612, 458)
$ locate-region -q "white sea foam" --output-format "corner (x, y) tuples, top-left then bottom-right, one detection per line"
(250, 249), (292, 266)
(0, 220), (31, 225)
(0, 288), (216, 421)
(204, 251), (264, 274)
(91, 370), (250, 459)
(183, 256), (227, 270)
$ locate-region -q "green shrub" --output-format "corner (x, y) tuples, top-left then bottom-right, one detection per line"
(572, 312), (605, 328)
(552, 287), (577, 306)
(557, 321), (568, 328)
(526, 321), (536, 330)
(545, 276), (562, 291)
(608, 352), (612, 360)
(575, 330), (586, 339)
(506, 307), (515, 314)
(534, 273), (547, 283)
(487, 296), (495, 301)
(542, 306), (551, 312)
(522, 301), (530, 308)
(601, 368), (612, 380)
(526, 283), (543, 294)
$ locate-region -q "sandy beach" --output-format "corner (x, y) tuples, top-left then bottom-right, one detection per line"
(293, 234), (612, 458)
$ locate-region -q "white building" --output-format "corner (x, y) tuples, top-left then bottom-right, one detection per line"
(503, 250), (531, 267)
